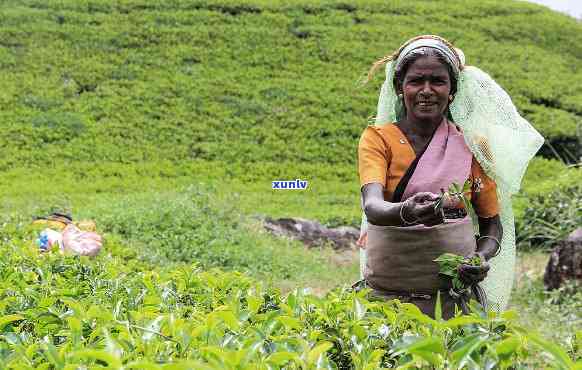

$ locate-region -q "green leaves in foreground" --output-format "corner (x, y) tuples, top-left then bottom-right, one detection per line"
(0, 224), (579, 368)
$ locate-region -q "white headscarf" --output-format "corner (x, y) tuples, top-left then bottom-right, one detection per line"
(360, 35), (544, 311)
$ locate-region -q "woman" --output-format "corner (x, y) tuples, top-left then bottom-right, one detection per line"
(357, 35), (543, 318)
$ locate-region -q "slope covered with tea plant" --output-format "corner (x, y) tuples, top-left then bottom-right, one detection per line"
(0, 1), (580, 367)
(0, 0), (581, 169)
(0, 0), (580, 231)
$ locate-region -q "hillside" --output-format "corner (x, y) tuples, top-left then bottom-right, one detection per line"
(0, 1), (581, 367)
(0, 0), (581, 170)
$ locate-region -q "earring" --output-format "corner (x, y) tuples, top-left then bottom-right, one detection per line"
(398, 93), (403, 99)
(449, 95), (454, 102)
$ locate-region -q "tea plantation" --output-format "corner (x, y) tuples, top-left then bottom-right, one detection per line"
(0, 0), (580, 368)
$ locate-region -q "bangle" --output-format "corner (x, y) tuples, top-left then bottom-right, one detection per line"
(478, 235), (501, 257)
(400, 199), (419, 226)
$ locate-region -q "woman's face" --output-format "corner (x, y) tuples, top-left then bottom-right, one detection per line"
(400, 55), (452, 123)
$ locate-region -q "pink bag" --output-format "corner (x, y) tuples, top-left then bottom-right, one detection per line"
(62, 224), (103, 257)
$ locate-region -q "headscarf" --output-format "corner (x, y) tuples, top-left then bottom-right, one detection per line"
(359, 35), (544, 312)
(395, 37), (462, 78)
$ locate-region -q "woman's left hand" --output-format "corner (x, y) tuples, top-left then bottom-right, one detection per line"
(458, 252), (490, 285)
(356, 231), (368, 249)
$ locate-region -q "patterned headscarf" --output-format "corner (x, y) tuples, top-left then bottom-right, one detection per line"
(395, 36), (462, 78)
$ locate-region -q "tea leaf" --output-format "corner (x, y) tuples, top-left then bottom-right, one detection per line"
(307, 342), (333, 365)
(451, 333), (489, 368)
(267, 351), (299, 366)
(69, 349), (123, 368)
(0, 314), (23, 332)
(495, 336), (521, 357)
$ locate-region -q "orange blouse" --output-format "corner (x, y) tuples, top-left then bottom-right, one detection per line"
(358, 124), (499, 218)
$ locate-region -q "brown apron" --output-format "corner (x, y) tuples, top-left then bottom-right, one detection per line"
(364, 218), (477, 319)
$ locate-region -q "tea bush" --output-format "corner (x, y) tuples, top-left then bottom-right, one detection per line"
(0, 0), (581, 172)
(82, 186), (332, 280)
(1, 0), (580, 235)
(513, 157), (582, 221)
(1, 184), (339, 282)
(0, 223), (579, 368)
(516, 185), (581, 250)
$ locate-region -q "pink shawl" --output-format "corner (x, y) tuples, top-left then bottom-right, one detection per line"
(401, 119), (473, 203)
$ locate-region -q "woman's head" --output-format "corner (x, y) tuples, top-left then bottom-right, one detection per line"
(393, 46), (458, 97)
(367, 35), (463, 123)
(395, 48), (456, 122)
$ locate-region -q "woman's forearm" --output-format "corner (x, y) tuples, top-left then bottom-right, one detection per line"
(476, 215), (503, 260)
(364, 198), (406, 226)
(362, 183), (407, 226)
(361, 184), (442, 227)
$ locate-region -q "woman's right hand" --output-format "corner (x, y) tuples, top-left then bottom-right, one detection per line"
(402, 192), (444, 226)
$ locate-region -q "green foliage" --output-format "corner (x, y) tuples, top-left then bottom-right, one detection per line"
(434, 253), (481, 291)
(2, 183), (338, 282)
(514, 157), (582, 221)
(84, 186), (332, 280)
(0, 160), (363, 231)
(510, 256), (582, 362)
(0, 226), (579, 368)
(516, 185), (581, 250)
(434, 180), (479, 233)
(0, 0), (581, 171)
(0, 0), (581, 367)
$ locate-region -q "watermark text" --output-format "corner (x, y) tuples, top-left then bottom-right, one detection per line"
(272, 179), (308, 190)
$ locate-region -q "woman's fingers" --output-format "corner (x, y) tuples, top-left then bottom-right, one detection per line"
(458, 263), (490, 284)
(411, 192), (440, 203)
(404, 194), (444, 226)
(460, 264), (490, 274)
(414, 202), (444, 226)
(356, 232), (368, 249)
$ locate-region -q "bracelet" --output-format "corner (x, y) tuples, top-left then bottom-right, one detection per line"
(477, 235), (501, 257)
(400, 199), (419, 226)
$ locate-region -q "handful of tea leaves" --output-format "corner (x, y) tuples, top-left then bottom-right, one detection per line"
(433, 180), (471, 211)
(433, 180), (478, 233)
(433, 253), (482, 291)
